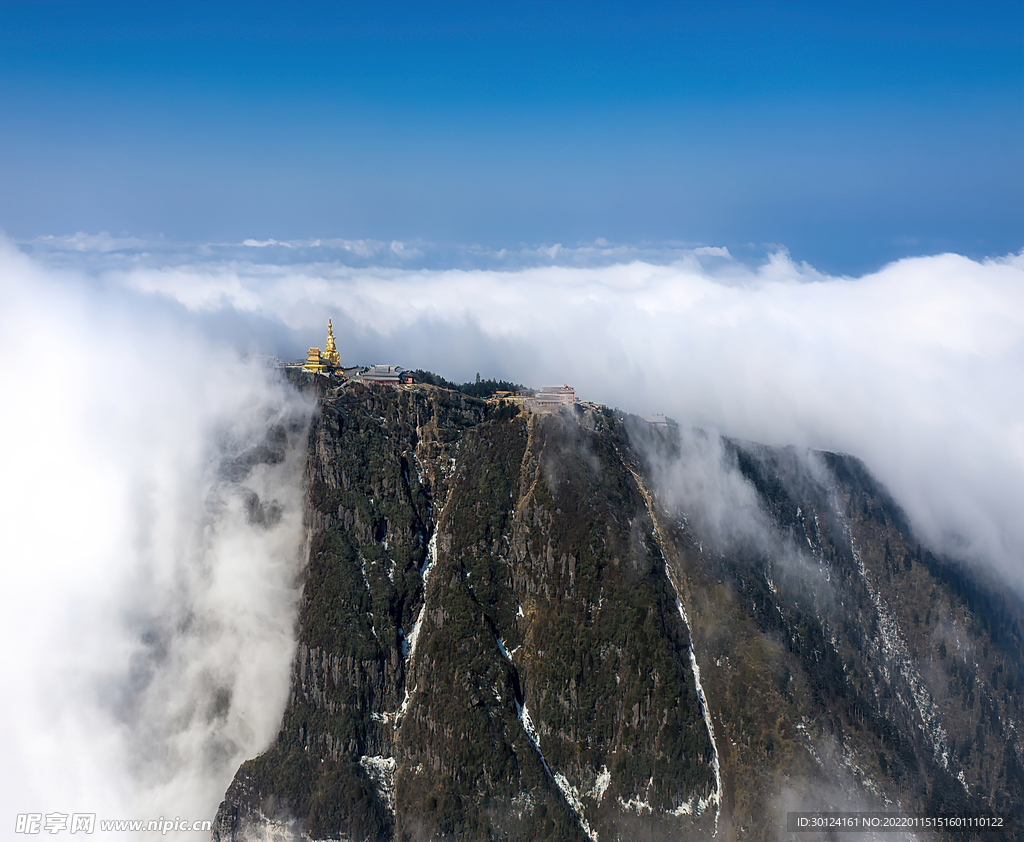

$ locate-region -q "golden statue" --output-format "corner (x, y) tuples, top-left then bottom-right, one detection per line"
(303, 319), (339, 372)
(324, 319), (340, 366)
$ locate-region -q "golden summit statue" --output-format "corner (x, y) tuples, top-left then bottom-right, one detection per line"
(304, 319), (341, 372)
(324, 319), (340, 366)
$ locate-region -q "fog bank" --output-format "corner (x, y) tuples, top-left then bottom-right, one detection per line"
(74, 240), (1023, 585)
(0, 240), (314, 830)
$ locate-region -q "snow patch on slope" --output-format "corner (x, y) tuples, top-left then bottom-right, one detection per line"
(515, 700), (598, 842)
(554, 773), (597, 842)
(359, 755), (397, 815)
(844, 520), (966, 793)
(618, 796), (653, 814)
(496, 636), (512, 661)
(588, 766), (611, 802)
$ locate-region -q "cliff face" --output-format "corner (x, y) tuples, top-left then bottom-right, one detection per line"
(214, 380), (1023, 842)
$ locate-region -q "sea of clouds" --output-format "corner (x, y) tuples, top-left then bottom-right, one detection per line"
(1, 233), (1021, 831)
(23, 232), (1021, 577)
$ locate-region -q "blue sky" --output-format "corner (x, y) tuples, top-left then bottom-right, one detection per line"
(1, 0), (1021, 273)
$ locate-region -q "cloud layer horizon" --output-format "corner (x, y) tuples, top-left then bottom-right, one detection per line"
(7, 235), (1023, 581)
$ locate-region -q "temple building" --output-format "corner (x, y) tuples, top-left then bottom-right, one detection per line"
(304, 320), (341, 372)
(532, 384), (576, 409)
(304, 347), (324, 372)
(360, 364), (411, 385)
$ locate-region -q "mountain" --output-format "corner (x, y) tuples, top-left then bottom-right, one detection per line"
(212, 376), (1022, 841)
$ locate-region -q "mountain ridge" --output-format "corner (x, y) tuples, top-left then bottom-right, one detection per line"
(213, 375), (1022, 841)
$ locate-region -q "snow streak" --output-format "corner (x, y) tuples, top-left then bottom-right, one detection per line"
(845, 525), (967, 793)
(395, 480), (451, 723)
(674, 595), (723, 830)
(629, 468), (723, 832)
(514, 700), (598, 842)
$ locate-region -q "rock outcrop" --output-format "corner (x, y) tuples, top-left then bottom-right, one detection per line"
(214, 378), (1023, 841)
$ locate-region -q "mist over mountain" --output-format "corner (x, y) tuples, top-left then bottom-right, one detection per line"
(1, 236), (1021, 839)
(11, 235), (1024, 585)
(0, 241), (315, 826)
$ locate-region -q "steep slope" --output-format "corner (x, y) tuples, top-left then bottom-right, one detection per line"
(214, 379), (1022, 841)
(629, 422), (1023, 840)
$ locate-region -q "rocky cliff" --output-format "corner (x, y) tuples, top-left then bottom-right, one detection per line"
(213, 378), (1022, 841)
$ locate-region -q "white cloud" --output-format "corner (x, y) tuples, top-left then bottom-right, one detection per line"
(1, 233), (1021, 825)
(692, 246), (732, 258)
(89, 243), (1024, 584)
(0, 239), (314, 825)
(28, 231), (150, 252)
(243, 238), (293, 248)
